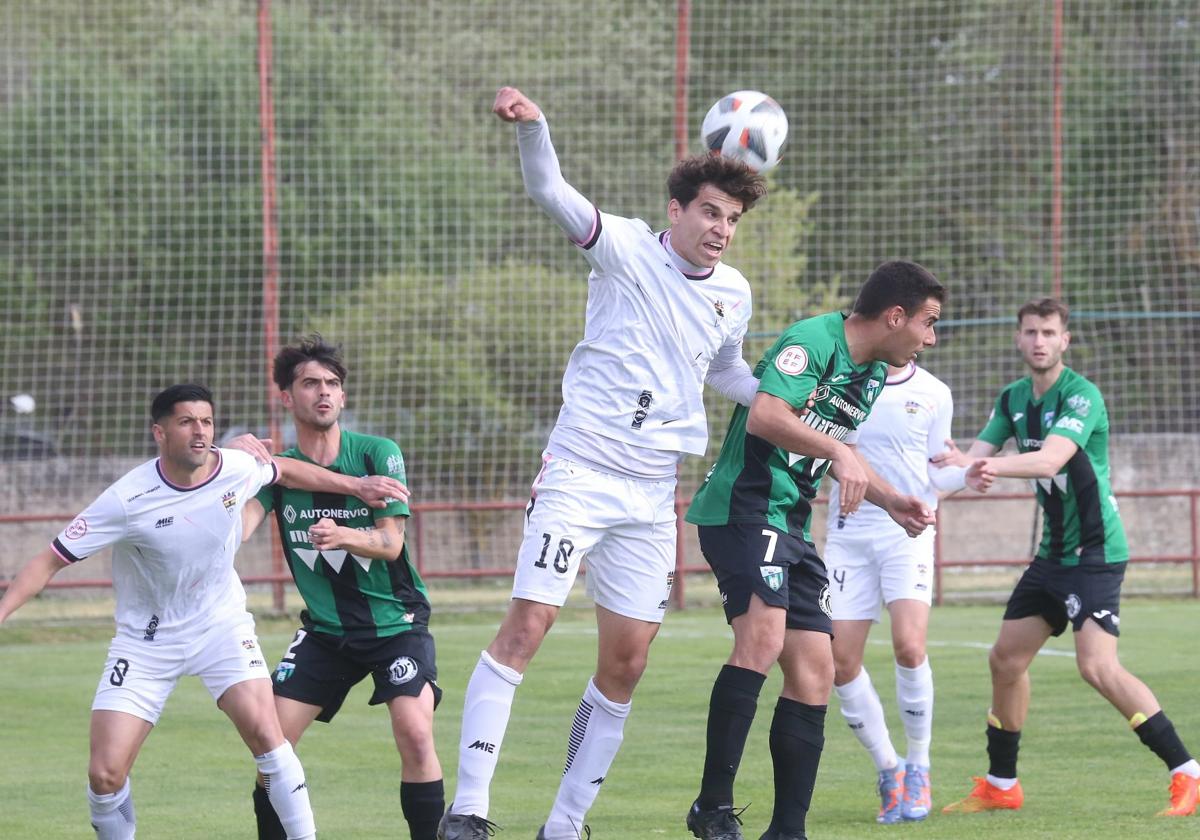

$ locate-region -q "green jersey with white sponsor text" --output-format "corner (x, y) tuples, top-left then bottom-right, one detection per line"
(978, 366), (1127, 566)
(256, 429), (430, 639)
(687, 312), (887, 542)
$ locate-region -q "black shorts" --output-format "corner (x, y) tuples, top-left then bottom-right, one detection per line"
(1003, 558), (1126, 637)
(698, 523), (832, 635)
(270, 626), (442, 722)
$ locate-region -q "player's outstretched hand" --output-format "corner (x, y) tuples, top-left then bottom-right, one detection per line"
(493, 86), (542, 123)
(308, 518), (346, 551)
(225, 434), (274, 463)
(357, 475), (410, 507)
(930, 438), (972, 469)
(886, 494), (936, 538)
(965, 458), (996, 493)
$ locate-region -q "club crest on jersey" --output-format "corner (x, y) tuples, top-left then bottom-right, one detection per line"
(65, 517), (88, 540)
(388, 656), (419, 686)
(905, 400), (921, 415)
(222, 490), (237, 515)
(865, 378), (881, 397)
(775, 345), (809, 376)
(386, 453), (405, 478)
(760, 565), (785, 591)
(1043, 410), (1056, 428)
(713, 299), (726, 319)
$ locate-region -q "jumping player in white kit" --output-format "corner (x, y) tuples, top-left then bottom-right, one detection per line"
(824, 363), (988, 823)
(438, 86), (768, 840)
(0, 384), (409, 840)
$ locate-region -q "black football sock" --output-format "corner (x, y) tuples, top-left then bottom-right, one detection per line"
(986, 723), (1021, 779)
(1135, 711), (1194, 771)
(401, 778), (446, 840)
(697, 664), (766, 810)
(767, 697), (826, 836)
(253, 783), (287, 840)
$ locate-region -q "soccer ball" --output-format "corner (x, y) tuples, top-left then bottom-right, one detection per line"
(699, 90), (789, 173)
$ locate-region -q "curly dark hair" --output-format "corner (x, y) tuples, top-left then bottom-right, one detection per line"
(273, 334), (348, 390)
(666, 154), (768, 212)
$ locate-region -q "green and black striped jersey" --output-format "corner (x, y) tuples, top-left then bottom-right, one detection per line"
(687, 312), (886, 542)
(978, 366), (1128, 566)
(256, 429), (431, 638)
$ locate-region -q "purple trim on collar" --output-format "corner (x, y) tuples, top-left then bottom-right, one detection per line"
(658, 231), (714, 280)
(156, 448), (223, 492)
(886, 362), (918, 386)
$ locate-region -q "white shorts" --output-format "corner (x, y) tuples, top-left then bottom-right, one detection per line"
(510, 455), (677, 623)
(824, 525), (935, 621)
(92, 611), (270, 724)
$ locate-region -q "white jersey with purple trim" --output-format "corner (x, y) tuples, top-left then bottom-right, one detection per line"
(553, 214), (753, 457)
(52, 448), (278, 642)
(826, 363), (954, 533)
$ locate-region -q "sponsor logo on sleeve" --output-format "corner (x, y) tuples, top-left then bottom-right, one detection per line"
(775, 345), (809, 376)
(1054, 416), (1084, 434)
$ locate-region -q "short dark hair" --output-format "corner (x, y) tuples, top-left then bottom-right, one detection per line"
(1017, 297), (1069, 327)
(852, 261), (946, 318)
(667, 154), (768, 212)
(273, 334), (348, 390)
(151, 383), (214, 423)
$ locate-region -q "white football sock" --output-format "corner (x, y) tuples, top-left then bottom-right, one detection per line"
(986, 774), (1019, 789)
(1171, 758), (1200, 778)
(895, 658), (934, 767)
(450, 650), (523, 818)
(543, 678), (631, 840)
(88, 778), (136, 840)
(834, 667), (898, 772)
(255, 741), (316, 840)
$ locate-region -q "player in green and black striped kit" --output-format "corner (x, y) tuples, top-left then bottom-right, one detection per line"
(938, 298), (1199, 818)
(243, 336), (445, 840)
(685, 262), (952, 840)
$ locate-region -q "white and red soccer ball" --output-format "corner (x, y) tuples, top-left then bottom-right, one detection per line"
(700, 90), (789, 174)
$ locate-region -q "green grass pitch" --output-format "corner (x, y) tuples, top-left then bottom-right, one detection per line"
(2, 599), (1197, 838)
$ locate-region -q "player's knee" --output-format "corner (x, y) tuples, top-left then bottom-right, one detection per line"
(600, 650), (649, 692)
(1075, 653), (1118, 690)
(731, 630), (784, 672)
(87, 764), (128, 794)
(393, 723), (437, 766)
(988, 645), (1023, 681)
(491, 604), (555, 667)
(893, 640), (926, 669)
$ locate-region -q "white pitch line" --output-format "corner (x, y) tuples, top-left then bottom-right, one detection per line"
(436, 621), (1077, 656)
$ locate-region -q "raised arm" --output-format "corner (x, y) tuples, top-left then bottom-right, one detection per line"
(0, 547), (66, 624)
(494, 86), (596, 243)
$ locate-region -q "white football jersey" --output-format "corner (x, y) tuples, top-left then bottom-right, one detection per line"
(554, 212), (753, 457)
(827, 363), (954, 532)
(51, 449), (277, 642)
